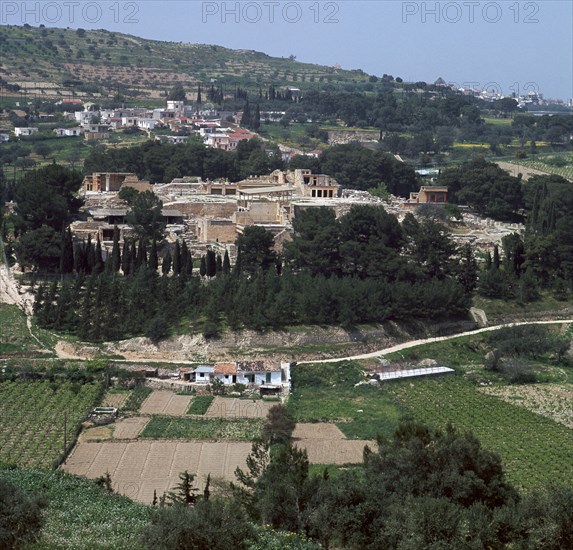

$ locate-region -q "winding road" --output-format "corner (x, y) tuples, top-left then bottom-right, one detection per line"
(304, 319), (573, 364)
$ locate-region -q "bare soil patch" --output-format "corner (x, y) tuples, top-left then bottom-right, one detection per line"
(113, 417), (149, 440)
(496, 161), (550, 180)
(296, 439), (373, 464)
(480, 384), (573, 429)
(292, 423), (345, 440)
(103, 391), (130, 409)
(292, 423), (374, 464)
(139, 390), (193, 415)
(204, 397), (277, 419)
(78, 425), (114, 443)
(62, 440), (252, 503)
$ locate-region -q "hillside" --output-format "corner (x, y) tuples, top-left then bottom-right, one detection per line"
(0, 25), (373, 103)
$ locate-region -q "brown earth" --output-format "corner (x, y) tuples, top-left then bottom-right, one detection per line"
(139, 390), (193, 415)
(204, 397), (277, 419)
(113, 417), (149, 439)
(63, 440), (252, 503)
(292, 423), (375, 465)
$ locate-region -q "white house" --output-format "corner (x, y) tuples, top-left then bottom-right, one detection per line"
(14, 127), (38, 137)
(212, 361), (283, 386)
(121, 116), (138, 127)
(237, 361), (282, 386)
(194, 365), (214, 384)
(53, 127), (83, 137)
(137, 118), (158, 130)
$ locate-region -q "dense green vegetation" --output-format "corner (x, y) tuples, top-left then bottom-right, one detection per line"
(30, 204), (474, 341)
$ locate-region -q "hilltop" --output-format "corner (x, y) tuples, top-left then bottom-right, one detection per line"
(0, 25), (374, 103)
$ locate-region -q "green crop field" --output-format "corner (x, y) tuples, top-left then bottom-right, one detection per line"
(385, 377), (573, 491)
(0, 379), (103, 468)
(140, 416), (263, 440)
(288, 361), (403, 440)
(187, 395), (214, 415)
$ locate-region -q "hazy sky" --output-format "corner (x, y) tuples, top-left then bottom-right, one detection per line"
(5, 0), (572, 99)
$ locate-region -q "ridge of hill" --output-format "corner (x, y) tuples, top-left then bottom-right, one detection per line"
(0, 25), (375, 103)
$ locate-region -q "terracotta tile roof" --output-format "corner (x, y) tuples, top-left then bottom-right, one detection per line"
(214, 362), (237, 375)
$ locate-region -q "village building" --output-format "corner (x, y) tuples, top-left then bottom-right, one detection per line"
(14, 127), (38, 137)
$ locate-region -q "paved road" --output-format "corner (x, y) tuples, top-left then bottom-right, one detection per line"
(304, 319), (573, 364)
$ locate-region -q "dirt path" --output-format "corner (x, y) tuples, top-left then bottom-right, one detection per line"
(304, 319), (573, 364)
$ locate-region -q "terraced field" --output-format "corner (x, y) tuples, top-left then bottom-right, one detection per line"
(63, 440), (252, 503)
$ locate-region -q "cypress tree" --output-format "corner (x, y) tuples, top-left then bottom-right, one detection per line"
(137, 240), (147, 268)
(149, 239), (158, 273)
(94, 234), (104, 275)
(130, 240), (137, 274)
(493, 245), (500, 270)
(60, 227), (74, 275)
(223, 250), (231, 275)
(216, 254), (223, 275)
(485, 251), (492, 270)
(199, 256), (207, 278)
(241, 99), (251, 128)
(184, 248), (193, 277)
(162, 249), (172, 276)
(121, 240), (131, 276)
(206, 249), (217, 277)
(234, 248), (242, 276)
(173, 241), (181, 275)
(181, 241), (189, 273)
(111, 226), (121, 273)
(197, 85), (202, 104)
(253, 103), (261, 131)
(86, 235), (95, 274)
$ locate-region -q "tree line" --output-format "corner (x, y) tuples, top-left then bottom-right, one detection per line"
(32, 205), (476, 342)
